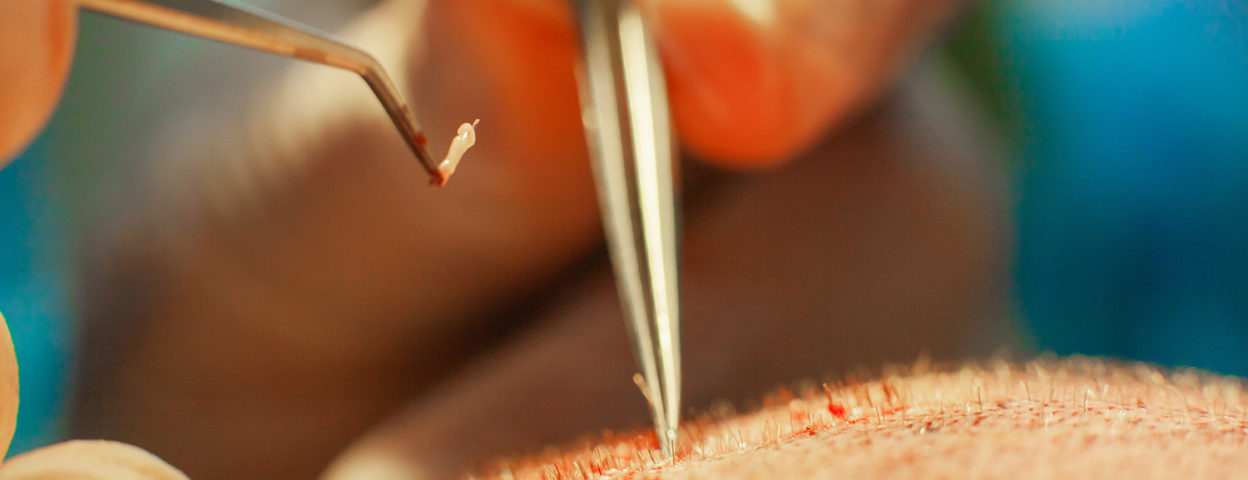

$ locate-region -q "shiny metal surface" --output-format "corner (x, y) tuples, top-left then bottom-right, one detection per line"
(571, 0), (682, 459)
(75, 0), (446, 184)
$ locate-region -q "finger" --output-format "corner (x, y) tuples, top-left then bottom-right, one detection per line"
(431, 0), (962, 168)
(0, 314), (17, 460)
(0, 0), (76, 163)
(646, 0), (963, 166)
(421, 0), (586, 170)
(0, 440), (188, 480)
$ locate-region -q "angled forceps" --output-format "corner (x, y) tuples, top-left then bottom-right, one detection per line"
(75, 0), (449, 184)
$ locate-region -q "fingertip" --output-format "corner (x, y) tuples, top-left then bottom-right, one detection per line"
(0, 313), (15, 461)
(644, 0), (845, 169)
(0, 0), (77, 163)
(0, 440), (189, 480)
(426, 0), (583, 164)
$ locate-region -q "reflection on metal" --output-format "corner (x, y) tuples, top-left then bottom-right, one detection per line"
(571, 0), (682, 459)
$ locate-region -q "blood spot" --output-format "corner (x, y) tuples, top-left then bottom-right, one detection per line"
(828, 403), (847, 420)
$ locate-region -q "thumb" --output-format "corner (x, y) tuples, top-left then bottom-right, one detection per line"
(422, 0), (959, 171)
(0, 440), (188, 480)
(645, 0), (961, 167)
(0, 0), (77, 164)
(0, 313), (16, 460)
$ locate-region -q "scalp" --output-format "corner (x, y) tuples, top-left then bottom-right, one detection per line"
(476, 358), (1248, 479)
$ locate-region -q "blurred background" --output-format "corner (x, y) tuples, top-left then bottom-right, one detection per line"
(2, 0), (1246, 458)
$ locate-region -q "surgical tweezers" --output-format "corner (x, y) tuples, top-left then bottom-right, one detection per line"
(572, 0), (683, 459)
(75, 0), (452, 185)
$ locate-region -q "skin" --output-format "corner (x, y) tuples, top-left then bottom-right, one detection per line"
(0, 322), (178, 476)
(0, 0), (76, 164)
(0, 315), (16, 461)
(0, 440), (188, 480)
(474, 359), (1248, 479)
(431, 0), (960, 169)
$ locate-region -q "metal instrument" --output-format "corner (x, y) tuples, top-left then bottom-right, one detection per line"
(571, 0), (683, 459)
(75, 0), (449, 184)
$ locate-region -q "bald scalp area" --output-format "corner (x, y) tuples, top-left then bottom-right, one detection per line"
(476, 358), (1248, 479)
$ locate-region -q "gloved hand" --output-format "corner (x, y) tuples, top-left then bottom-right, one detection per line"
(425, 0), (959, 167)
(67, 1), (1005, 479)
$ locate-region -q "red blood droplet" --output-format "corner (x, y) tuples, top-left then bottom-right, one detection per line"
(828, 402), (847, 420)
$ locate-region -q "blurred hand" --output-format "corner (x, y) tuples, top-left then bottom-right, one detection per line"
(71, 1), (1001, 479)
(0, 0), (76, 163)
(424, 0), (959, 168)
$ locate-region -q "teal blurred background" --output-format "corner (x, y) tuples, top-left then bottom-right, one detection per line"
(1, 136), (72, 453)
(1, 11), (207, 453)
(945, 0), (1248, 374)
(2, 0), (1246, 456)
